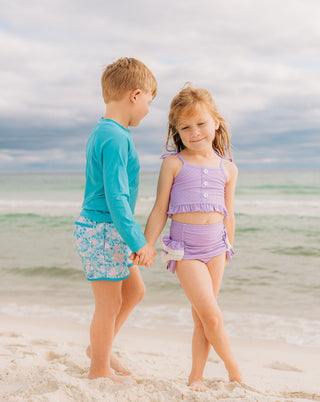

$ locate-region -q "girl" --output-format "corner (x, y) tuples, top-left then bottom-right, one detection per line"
(132, 85), (242, 391)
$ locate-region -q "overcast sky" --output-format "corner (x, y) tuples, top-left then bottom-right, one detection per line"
(0, 0), (319, 172)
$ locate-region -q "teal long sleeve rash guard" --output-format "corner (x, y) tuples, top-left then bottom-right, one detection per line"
(80, 118), (146, 253)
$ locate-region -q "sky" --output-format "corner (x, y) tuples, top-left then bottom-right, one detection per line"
(0, 0), (319, 172)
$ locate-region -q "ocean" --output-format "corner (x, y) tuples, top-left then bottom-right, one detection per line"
(0, 170), (319, 348)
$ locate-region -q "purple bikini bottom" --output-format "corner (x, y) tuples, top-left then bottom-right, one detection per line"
(162, 220), (234, 274)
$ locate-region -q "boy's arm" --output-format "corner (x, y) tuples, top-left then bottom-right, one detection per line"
(101, 136), (146, 253)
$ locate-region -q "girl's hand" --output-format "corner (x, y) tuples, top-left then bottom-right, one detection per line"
(130, 243), (156, 267)
(130, 253), (155, 267)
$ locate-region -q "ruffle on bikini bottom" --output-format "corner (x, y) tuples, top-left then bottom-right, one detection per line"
(161, 235), (184, 274)
(222, 227), (235, 262)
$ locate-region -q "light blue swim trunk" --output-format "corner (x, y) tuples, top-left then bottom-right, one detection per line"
(74, 216), (133, 281)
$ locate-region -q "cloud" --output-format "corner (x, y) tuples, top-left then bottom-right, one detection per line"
(0, 0), (319, 171)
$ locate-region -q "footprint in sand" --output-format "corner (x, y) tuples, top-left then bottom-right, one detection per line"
(30, 339), (57, 346)
(266, 361), (303, 372)
(207, 356), (220, 364)
(45, 351), (64, 361)
(280, 391), (320, 401)
(1, 332), (21, 338)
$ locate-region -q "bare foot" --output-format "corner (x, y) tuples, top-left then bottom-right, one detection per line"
(226, 362), (243, 383)
(86, 345), (132, 376)
(110, 355), (132, 376)
(188, 379), (207, 392)
(88, 369), (136, 384)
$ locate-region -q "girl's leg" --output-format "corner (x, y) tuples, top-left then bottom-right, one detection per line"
(188, 253), (226, 391)
(176, 259), (242, 383)
(89, 280), (134, 383)
(87, 265), (145, 375)
(188, 307), (210, 391)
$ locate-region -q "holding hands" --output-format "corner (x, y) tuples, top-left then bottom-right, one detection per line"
(130, 243), (157, 268)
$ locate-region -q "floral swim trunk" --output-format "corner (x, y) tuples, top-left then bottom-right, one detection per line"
(74, 216), (133, 281)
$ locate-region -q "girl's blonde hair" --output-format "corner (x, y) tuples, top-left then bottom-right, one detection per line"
(166, 85), (232, 159)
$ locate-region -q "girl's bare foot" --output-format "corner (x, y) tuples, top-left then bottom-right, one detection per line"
(226, 362), (243, 383)
(110, 355), (132, 376)
(86, 345), (132, 376)
(188, 378), (207, 392)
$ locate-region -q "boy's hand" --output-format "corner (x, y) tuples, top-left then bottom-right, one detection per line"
(130, 243), (157, 267)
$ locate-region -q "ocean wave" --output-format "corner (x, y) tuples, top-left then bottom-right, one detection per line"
(0, 199), (81, 216)
(1, 197), (320, 217)
(1, 302), (319, 348)
(3, 266), (83, 279)
(235, 199), (320, 217)
(237, 184), (320, 195)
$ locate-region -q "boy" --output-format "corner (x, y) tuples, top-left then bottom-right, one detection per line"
(74, 57), (157, 382)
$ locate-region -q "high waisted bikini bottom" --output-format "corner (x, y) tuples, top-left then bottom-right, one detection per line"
(161, 220), (234, 274)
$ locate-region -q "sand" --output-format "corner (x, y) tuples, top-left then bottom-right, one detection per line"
(1, 314), (319, 402)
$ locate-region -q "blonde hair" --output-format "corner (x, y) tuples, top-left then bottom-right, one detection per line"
(166, 85), (232, 159)
(101, 57), (157, 103)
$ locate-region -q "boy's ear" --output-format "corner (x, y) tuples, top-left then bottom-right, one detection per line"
(129, 89), (142, 103)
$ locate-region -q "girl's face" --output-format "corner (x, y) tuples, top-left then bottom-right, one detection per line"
(177, 107), (219, 151)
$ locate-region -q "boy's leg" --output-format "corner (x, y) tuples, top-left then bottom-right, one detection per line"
(89, 280), (134, 383)
(114, 265), (146, 336)
(110, 265), (145, 375)
(87, 265), (145, 375)
(189, 253), (226, 390)
(176, 258), (242, 383)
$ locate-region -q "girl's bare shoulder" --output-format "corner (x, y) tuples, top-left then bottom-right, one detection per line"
(223, 159), (238, 183)
(161, 154), (183, 177)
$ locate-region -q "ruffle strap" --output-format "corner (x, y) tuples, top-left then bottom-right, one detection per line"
(222, 227), (235, 262)
(214, 147), (233, 162)
(160, 148), (178, 160)
(161, 235), (185, 274)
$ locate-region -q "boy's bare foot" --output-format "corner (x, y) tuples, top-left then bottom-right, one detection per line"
(86, 345), (132, 376)
(188, 378), (207, 392)
(88, 369), (136, 384)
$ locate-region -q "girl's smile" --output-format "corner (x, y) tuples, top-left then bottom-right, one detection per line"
(177, 109), (219, 150)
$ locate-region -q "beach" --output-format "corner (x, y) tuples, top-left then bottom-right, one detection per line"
(0, 170), (320, 401)
(1, 314), (320, 401)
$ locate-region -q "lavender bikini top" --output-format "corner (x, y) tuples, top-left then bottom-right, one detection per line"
(161, 151), (229, 218)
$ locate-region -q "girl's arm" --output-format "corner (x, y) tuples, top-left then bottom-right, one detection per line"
(144, 156), (179, 245)
(131, 156), (179, 266)
(223, 161), (238, 250)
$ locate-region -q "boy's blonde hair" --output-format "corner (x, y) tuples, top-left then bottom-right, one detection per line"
(101, 57), (157, 103)
(166, 85), (232, 159)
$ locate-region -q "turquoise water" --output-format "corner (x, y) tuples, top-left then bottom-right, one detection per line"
(0, 171), (319, 347)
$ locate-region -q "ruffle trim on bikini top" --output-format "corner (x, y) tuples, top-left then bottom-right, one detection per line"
(167, 203), (229, 218)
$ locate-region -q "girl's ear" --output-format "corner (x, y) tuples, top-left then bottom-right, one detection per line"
(129, 89), (142, 103)
(215, 119), (220, 130)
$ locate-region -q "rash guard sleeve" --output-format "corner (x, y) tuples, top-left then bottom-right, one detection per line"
(100, 135), (146, 253)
